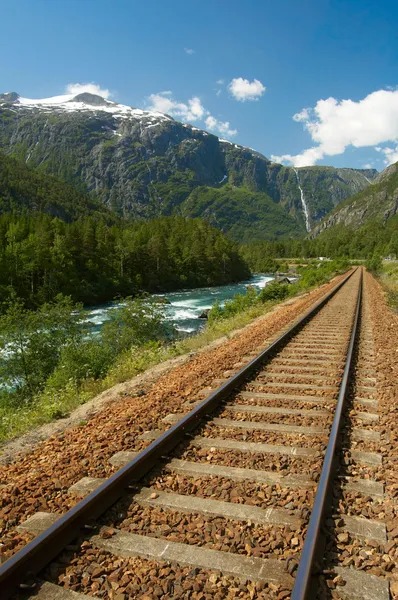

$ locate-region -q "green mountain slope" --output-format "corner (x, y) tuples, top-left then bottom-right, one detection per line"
(181, 185), (302, 242)
(312, 162), (398, 236)
(0, 153), (114, 221)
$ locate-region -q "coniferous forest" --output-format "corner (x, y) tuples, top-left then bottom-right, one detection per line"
(0, 214), (250, 307)
(0, 153), (250, 307)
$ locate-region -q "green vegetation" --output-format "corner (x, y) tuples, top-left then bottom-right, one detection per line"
(379, 261), (398, 311)
(0, 295), (173, 440)
(240, 216), (398, 268)
(182, 185), (303, 243)
(208, 286), (258, 324)
(0, 295), (85, 401)
(0, 153), (113, 221)
(208, 260), (349, 322)
(365, 253), (383, 274)
(0, 214), (250, 308)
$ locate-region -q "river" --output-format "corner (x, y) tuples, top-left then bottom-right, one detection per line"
(85, 274), (275, 336)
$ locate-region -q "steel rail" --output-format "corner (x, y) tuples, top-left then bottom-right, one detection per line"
(291, 267), (363, 600)
(0, 269), (356, 598)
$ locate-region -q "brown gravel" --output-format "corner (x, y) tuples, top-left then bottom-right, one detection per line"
(108, 502), (306, 559)
(203, 424), (329, 449)
(179, 446), (323, 475)
(320, 270), (398, 597)
(219, 409), (332, 427)
(43, 544), (288, 600)
(152, 471), (317, 512)
(236, 396), (337, 411)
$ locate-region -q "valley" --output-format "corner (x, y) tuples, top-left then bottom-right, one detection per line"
(2, 4), (398, 599)
(0, 91), (376, 242)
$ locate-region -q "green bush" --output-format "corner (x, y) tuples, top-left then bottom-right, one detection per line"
(47, 341), (114, 390)
(207, 299), (224, 324)
(101, 296), (174, 355)
(208, 286), (258, 323)
(294, 259), (349, 291)
(365, 253), (383, 273)
(258, 282), (290, 303)
(0, 294), (175, 408)
(0, 295), (85, 402)
(278, 262), (289, 273)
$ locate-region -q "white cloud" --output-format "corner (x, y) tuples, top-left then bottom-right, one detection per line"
(215, 79), (224, 97)
(228, 77), (266, 102)
(293, 108), (310, 122)
(271, 146), (325, 168)
(276, 88), (398, 167)
(66, 83), (111, 99)
(184, 47), (195, 55)
(362, 163), (374, 169)
(377, 145), (398, 165)
(146, 91), (237, 138)
(205, 115), (237, 137)
(146, 92), (206, 121)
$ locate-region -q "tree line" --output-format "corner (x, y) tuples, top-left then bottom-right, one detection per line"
(0, 214), (250, 308)
(240, 217), (398, 271)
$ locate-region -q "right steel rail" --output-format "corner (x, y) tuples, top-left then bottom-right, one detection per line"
(291, 267), (363, 600)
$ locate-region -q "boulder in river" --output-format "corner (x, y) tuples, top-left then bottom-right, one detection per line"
(198, 309), (210, 319)
(153, 296), (171, 304)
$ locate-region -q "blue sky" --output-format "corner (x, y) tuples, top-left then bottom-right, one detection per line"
(1, 0), (398, 170)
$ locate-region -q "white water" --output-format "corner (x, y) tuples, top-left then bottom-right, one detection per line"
(293, 168), (311, 232)
(0, 275), (276, 389)
(85, 274), (275, 336)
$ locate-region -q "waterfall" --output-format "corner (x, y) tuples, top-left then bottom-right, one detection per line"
(293, 168), (311, 232)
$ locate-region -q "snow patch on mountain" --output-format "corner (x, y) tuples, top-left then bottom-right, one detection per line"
(1, 92), (173, 124)
(1, 90), (262, 154)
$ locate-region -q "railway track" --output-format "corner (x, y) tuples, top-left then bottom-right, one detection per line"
(0, 267), (391, 599)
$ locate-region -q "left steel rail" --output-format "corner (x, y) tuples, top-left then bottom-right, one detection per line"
(0, 270), (355, 598)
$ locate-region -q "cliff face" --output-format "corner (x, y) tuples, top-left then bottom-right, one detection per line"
(0, 92), (376, 240)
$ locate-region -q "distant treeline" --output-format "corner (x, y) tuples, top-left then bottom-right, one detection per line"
(240, 217), (398, 272)
(0, 214), (250, 307)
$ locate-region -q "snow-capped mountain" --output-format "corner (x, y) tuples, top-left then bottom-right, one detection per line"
(0, 91), (376, 241)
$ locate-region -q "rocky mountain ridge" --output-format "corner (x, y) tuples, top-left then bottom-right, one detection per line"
(311, 161), (398, 236)
(0, 91), (377, 241)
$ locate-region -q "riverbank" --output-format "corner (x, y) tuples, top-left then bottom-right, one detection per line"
(0, 269), (347, 463)
(0, 261), (348, 451)
(0, 289), (280, 446)
(85, 274), (274, 337)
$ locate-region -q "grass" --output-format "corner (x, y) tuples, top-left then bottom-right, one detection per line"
(379, 260), (398, 310)
(0, 266), (345, 445)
